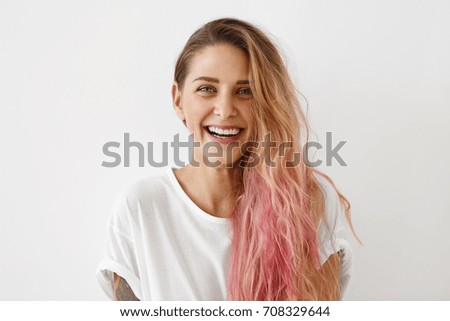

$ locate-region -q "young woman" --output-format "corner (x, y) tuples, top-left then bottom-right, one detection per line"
(97, 18), (356, 301)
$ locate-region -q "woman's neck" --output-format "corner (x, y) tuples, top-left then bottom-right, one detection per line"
(174, 164), (242, 218)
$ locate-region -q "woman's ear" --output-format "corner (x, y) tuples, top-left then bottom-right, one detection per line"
(171, 81), (186, 126)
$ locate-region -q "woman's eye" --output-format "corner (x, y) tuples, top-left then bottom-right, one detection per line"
(198, 86), (215, 93)
(238, 88), (252, 95)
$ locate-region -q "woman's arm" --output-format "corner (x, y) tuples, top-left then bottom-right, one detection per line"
(113, 273), (140, 301)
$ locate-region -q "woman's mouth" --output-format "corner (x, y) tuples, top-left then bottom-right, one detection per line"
(204, 125), (244, 143)
(206, 126), (241, 137)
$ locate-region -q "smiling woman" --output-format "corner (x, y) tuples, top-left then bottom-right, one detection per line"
(96, 17), (357, 301)
(172, 44), (253, 167)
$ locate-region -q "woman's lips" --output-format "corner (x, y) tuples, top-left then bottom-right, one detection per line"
(204, 126), (244, 144)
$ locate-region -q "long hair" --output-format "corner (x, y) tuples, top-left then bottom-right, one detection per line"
(174, 18), (355, 300)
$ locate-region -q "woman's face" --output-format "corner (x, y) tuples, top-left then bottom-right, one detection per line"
(172, 44), (253, 167)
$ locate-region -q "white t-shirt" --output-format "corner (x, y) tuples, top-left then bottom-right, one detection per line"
(96, 168), (353, 300)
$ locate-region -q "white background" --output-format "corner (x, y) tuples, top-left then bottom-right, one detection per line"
(1, 0), (449, 300)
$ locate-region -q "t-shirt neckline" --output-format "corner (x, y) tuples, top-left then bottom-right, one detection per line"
(165, 167), (231, 225)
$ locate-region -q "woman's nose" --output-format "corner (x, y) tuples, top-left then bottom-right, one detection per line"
(214, 94), (237, 119)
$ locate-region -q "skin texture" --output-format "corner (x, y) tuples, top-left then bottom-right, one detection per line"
(171, 44), (253, 219)
(113, 273), (139, 301)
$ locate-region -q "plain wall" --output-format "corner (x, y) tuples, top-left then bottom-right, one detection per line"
(1, 0), (449, 300)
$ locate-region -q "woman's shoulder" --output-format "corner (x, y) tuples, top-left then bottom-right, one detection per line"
(110, 168), (174, 217)
(312, 171), (342, 211)
(105, 169), (178, 238)
(121, 169), (172, 200)
(312, 171), (349, 239)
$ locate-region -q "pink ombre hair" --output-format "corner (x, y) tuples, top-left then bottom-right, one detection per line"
(174, 18), (356, 300)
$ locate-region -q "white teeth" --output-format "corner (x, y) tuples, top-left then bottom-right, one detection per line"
(207, 126), (241, 136)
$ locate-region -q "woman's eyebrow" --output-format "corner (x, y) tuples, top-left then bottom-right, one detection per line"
(193, 76), (218, 83)
(193, 76), (249, 85)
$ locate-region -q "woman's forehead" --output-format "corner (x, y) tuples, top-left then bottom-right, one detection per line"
(186, 45), (250, 83)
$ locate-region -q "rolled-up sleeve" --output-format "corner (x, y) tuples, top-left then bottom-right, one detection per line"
(96, 192), (143, 300)
(316, 175), (354, 299)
